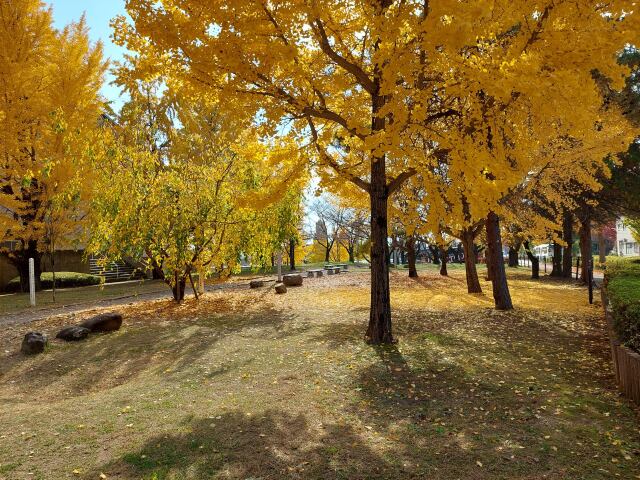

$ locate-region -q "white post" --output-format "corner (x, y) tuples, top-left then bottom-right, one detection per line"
(29, 258), (36, 307)
(277, 251), (283, 282)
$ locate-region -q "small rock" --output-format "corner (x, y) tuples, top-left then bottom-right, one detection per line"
(275, 283), (287, 294)
(249, 280), (265, 289)
(79, 312), (122, 333)
(282, 274), (303, 287)
(21, 332), (47, 355)
(56, 326), (90, 342)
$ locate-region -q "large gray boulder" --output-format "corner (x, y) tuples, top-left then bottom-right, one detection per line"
(56, 326), (90, 342)
(21, 332), (47, 355)
(282, 274), (303, 287)
(79, 312), (122, 333)
(275, 283), (287, 294)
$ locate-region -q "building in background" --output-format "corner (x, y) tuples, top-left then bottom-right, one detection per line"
(615, 217), (640, 256)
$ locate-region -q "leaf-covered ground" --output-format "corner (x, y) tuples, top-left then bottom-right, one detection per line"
(0, 268), (638, 479)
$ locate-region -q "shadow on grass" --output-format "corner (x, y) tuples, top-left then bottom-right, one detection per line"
(86, 410), (395, 480)
(0, 305), (305, 398)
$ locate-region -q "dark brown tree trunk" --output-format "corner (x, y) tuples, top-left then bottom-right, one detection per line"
(10, 240), (42, 292)
(562, 209), (573, 279)
(523, 241), (540, 279)
(145, 249), (165, 280)
(171, 275), (186, 302)
(289, 238), (296, 271)
(461, 229), (482, 293)
(348, 245), (355, 263)
(598, 229), (607, 264)
(550, 241), (563, 277)
(366, 88), (393, 344)
(486, 212), (513, 310)
(366, 167), (392, 344)
(429, 245), (440, 264)
(485, 239), (494, 282)
(579, 215), (591, 283)
(439, 246), (448, 276)
(324, 248), (331, 263)
(152, 265), (165, 280)
(407, 236), (418, 278)
(508, 245), (520, 268)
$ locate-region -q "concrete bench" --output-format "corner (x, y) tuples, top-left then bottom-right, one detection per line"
(307, 269), (324, 278)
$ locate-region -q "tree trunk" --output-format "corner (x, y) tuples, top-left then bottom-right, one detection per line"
(562, 209), (573, 279)
(145, 250), (165, 280)
(188, 272), (199, 300)
(324, 247), (331, 263)
(366, 90), (393, 344)
(523, 241), (540, 279)
(508, 246), (520, 268)
(289, 238), (296, 271)
(348, 245), (355, 263)
(10, 240), (42, 292)
(407, 236), (418, 278)
(51, 249), (56, 302)
(151, 265), (165, 280)
(598, 229), (607, 264)
(429, 245), (440, 264)
(485, 239), (494, 282)
(461, 229), (482, 293)
(439, 246), (448, 276)
(171, 275), (186, 302)
(486, 212), (513, 310)
(550, 241), (563, 277)
(579, 215), (591, 283)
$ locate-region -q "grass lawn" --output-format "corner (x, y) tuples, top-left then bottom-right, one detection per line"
(0, 270), (638, 479)
(0, 280), (168, 317)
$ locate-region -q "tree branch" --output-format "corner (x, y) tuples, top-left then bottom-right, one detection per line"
(387, 168), (418, 194)
(312, 18), (376, 95)
(307, 117), (371, 193)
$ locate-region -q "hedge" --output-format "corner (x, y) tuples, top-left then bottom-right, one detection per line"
(606, 257), (640, 354)
(5, 272), (103, 292)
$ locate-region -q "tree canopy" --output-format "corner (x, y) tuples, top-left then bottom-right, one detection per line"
(0, 0), (106, 290)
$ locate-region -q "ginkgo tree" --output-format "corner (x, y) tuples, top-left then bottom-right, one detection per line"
(89, 82), (304, 301)
(0, 0), (106, 291)
(114, 0), (638, 343)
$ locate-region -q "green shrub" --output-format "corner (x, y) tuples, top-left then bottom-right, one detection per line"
(606, 257), (640, 353)
(605, 256), (640, 276)
(5, 272), (103, 292)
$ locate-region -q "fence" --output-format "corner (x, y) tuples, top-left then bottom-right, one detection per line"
(518, 253), (585, 277)
(601, 288), (640, 405)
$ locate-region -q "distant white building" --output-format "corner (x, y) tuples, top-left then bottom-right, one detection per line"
(615, 217), (640, 256)
(532, 243), (553, 258)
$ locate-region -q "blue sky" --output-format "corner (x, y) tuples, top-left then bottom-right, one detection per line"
(48, 0), (129, 110)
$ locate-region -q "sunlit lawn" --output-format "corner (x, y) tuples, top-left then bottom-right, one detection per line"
(0, 269), (638, 479)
